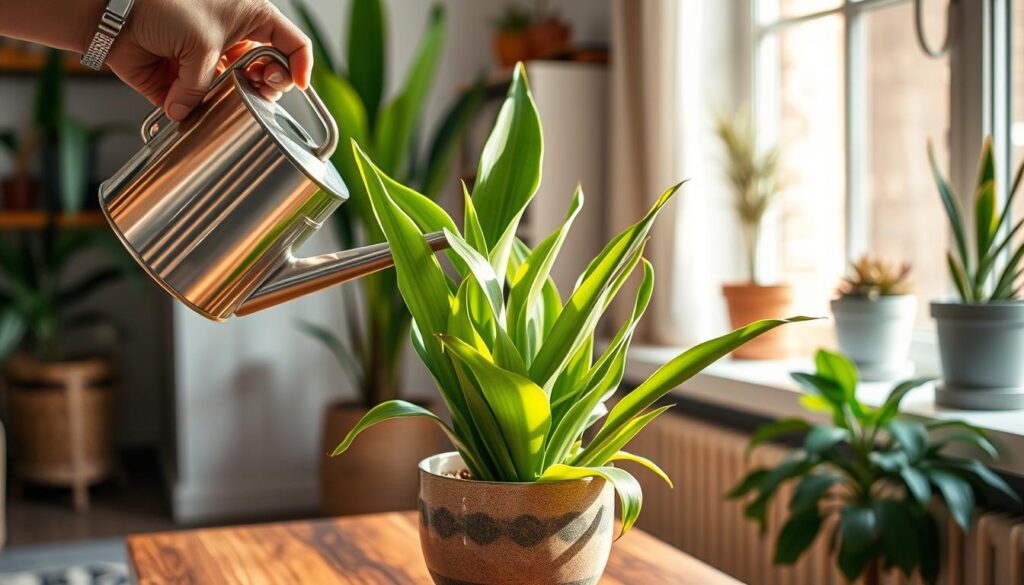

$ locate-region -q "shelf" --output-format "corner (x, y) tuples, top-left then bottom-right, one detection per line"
(0, 49), (115, 77)
(0, 211), (108, 229)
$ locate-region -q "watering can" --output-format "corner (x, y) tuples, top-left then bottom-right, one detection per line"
(99, 47), (446, 321)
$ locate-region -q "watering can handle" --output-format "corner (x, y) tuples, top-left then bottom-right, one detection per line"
(138, 46), (339, 161)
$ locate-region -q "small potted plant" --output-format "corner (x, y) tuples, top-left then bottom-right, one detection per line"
(526, 0), (570, 60)
(831, 256), (915, 381)
(330, 64), (812, 584)
(715, 108), (793, 359)
(731, 349), (1020, 585)
(493, 5), (534, 67)
(929, 137), (1024, 410)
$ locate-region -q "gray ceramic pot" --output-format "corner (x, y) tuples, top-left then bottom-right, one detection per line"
(418, 452), (613, 585)
(931, 300), (1024, 410)
(831, 295), (916, 381)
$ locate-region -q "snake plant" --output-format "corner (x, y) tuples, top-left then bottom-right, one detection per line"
(931, 137), (1024, 302)
(332, 64), (812, 535)
(292, 0), (483, 407)
(731, 350), (1019, 584)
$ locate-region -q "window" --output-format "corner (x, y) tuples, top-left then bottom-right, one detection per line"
(1015, 3), (1024, 177)
(754, 0), (1011, 328)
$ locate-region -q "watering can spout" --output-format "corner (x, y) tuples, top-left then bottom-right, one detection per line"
(236, 231), (449, 316)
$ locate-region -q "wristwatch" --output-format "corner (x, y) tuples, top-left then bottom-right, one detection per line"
(80, 0), (135, 71)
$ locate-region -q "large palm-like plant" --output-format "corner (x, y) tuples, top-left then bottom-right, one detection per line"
(330, 64), (811, 533)
(292, 0), (481, 406)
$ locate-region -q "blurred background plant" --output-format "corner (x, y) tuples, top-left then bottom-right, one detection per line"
(715, 107), (782, 285)
(292, 0), (482, 407)
(730, 350), (1020, 585)
(839, 256), (912, 299)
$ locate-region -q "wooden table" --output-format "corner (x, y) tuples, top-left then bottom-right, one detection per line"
(127, 512), (738, 584)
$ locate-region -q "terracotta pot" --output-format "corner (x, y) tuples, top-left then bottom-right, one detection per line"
(493, 31), (532, 67)
(5, 356), (116, 511)
(527, 19), (571, 60)
(418, 452), (613, 585)
(1, 176), (38, 211)
(722, 283), (795, 359)
(321, 401), (444, 516)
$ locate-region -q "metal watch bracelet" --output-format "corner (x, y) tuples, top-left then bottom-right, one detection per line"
(80, 0), (135, 71)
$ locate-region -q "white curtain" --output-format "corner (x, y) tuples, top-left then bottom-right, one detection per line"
(609, 0), (722, 346)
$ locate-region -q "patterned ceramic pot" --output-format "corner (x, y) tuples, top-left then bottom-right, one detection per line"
(418, 452), (614, 585)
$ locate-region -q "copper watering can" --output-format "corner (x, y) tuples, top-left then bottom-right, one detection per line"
(99, 47), (446, 321)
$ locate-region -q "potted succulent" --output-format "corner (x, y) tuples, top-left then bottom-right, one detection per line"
(293, 0), (482, 515)
(929, 137), (1024, 410)
(715, 108), (793, 359)
(831, 256), (915, 381)
(492, 5), (534, 67)
(526, 0), (571, 61)
(331, 64), (811, 584)
(731, 349), (1020, 585)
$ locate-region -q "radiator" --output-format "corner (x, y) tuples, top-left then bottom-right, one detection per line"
(619, 412), (1024, 585)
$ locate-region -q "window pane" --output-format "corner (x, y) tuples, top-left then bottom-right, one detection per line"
(772, 0), (842, 21)
(773, 15), (847, 324)
(1014, 1), (1024, 170)
(865, 1), (950, 324)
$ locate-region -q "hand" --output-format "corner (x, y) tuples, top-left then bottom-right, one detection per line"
(105, 0), (313, 121)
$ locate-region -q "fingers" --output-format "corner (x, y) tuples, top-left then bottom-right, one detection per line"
(248, 5), (313, 89)
(164, 48), (221, 121)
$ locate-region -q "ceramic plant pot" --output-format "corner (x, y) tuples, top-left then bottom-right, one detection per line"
(321, 402), (444, 516)
(418, 452), (614, 585)
(931, 301), (1024, 410)
(722, 283), (795, 359)
(527, 19), (571, 59)
(831, 295), (916, 381)
(493, 31), (532, 67)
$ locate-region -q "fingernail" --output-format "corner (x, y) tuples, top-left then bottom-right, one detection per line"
(168, 103), (190, 121)
(268, 72), (284, 84)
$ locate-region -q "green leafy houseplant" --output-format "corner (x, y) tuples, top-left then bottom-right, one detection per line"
(931, 137), (1024, 303)
(291, 0), (482, 406)
(715, 108), (782, 285)
(730, 350), (1020, 584)
(330, 63), (811, 534)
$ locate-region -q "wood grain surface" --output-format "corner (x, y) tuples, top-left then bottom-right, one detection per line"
(127, 512), (739, 584)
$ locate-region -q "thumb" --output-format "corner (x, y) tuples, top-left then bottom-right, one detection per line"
(163, 48), (220, 121)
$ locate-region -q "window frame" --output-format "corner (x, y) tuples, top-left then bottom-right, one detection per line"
(748, 0), (1015, 372)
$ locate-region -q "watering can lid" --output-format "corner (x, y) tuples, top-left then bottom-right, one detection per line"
(233, 69), (349, 203)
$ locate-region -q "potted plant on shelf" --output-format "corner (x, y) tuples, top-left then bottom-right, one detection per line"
(330, 64), (811, 585)
(493, 5), (534, 67)
(526, 0), (571, 61)
(929, 137), (1024, 410)
(831, 256), (915, 381)
(731, 349), (1019, 585)
(0, 222), (136, 510)
(293, 0), (482, 516)
(715, 108), (793, 359)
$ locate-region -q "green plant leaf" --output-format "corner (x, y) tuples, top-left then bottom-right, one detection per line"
(946, 252), (973, 302)
(887, 420), (928, 462)
(538, 464), (642, 538)
(929, 143), (971, 277)
(594, 317), (815, 451)
(448, 347), (519, 480)
(900, 466), (932, 508)
(804, 425), (850, 456)
(347, 0), (386, 126)
(331, 399), (490, 479)
(573, 405), (671, 468)
(975, 184), (998, 274)
(744, 454), (814, 533)
(728, 468), (770, 499)
(927, 468), (975, 531)
(814, 349), (859, 400)
(875, 500), (920, 576)
(373, 5), (444, 177)
(438, 334), (551, 481)
(443, 228), (506, 323)
(928, 432), (998, 459)
(789, 473), (842, 511)
(919, 510), (941, 584)
(0, 309), (26, 362)
(874, 377), (933, 427)
(836, 504), (878, 582)
(471, 63), (542, 246)
(59, 119), (89, 213)
(774, 504), (822, 565)
(607, 450), (673, 488)
(747, 418), (812, 454)
(930, 459), (1021, 504)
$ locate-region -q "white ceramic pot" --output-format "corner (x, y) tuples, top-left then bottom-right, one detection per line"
(831, 295), (916, 381)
